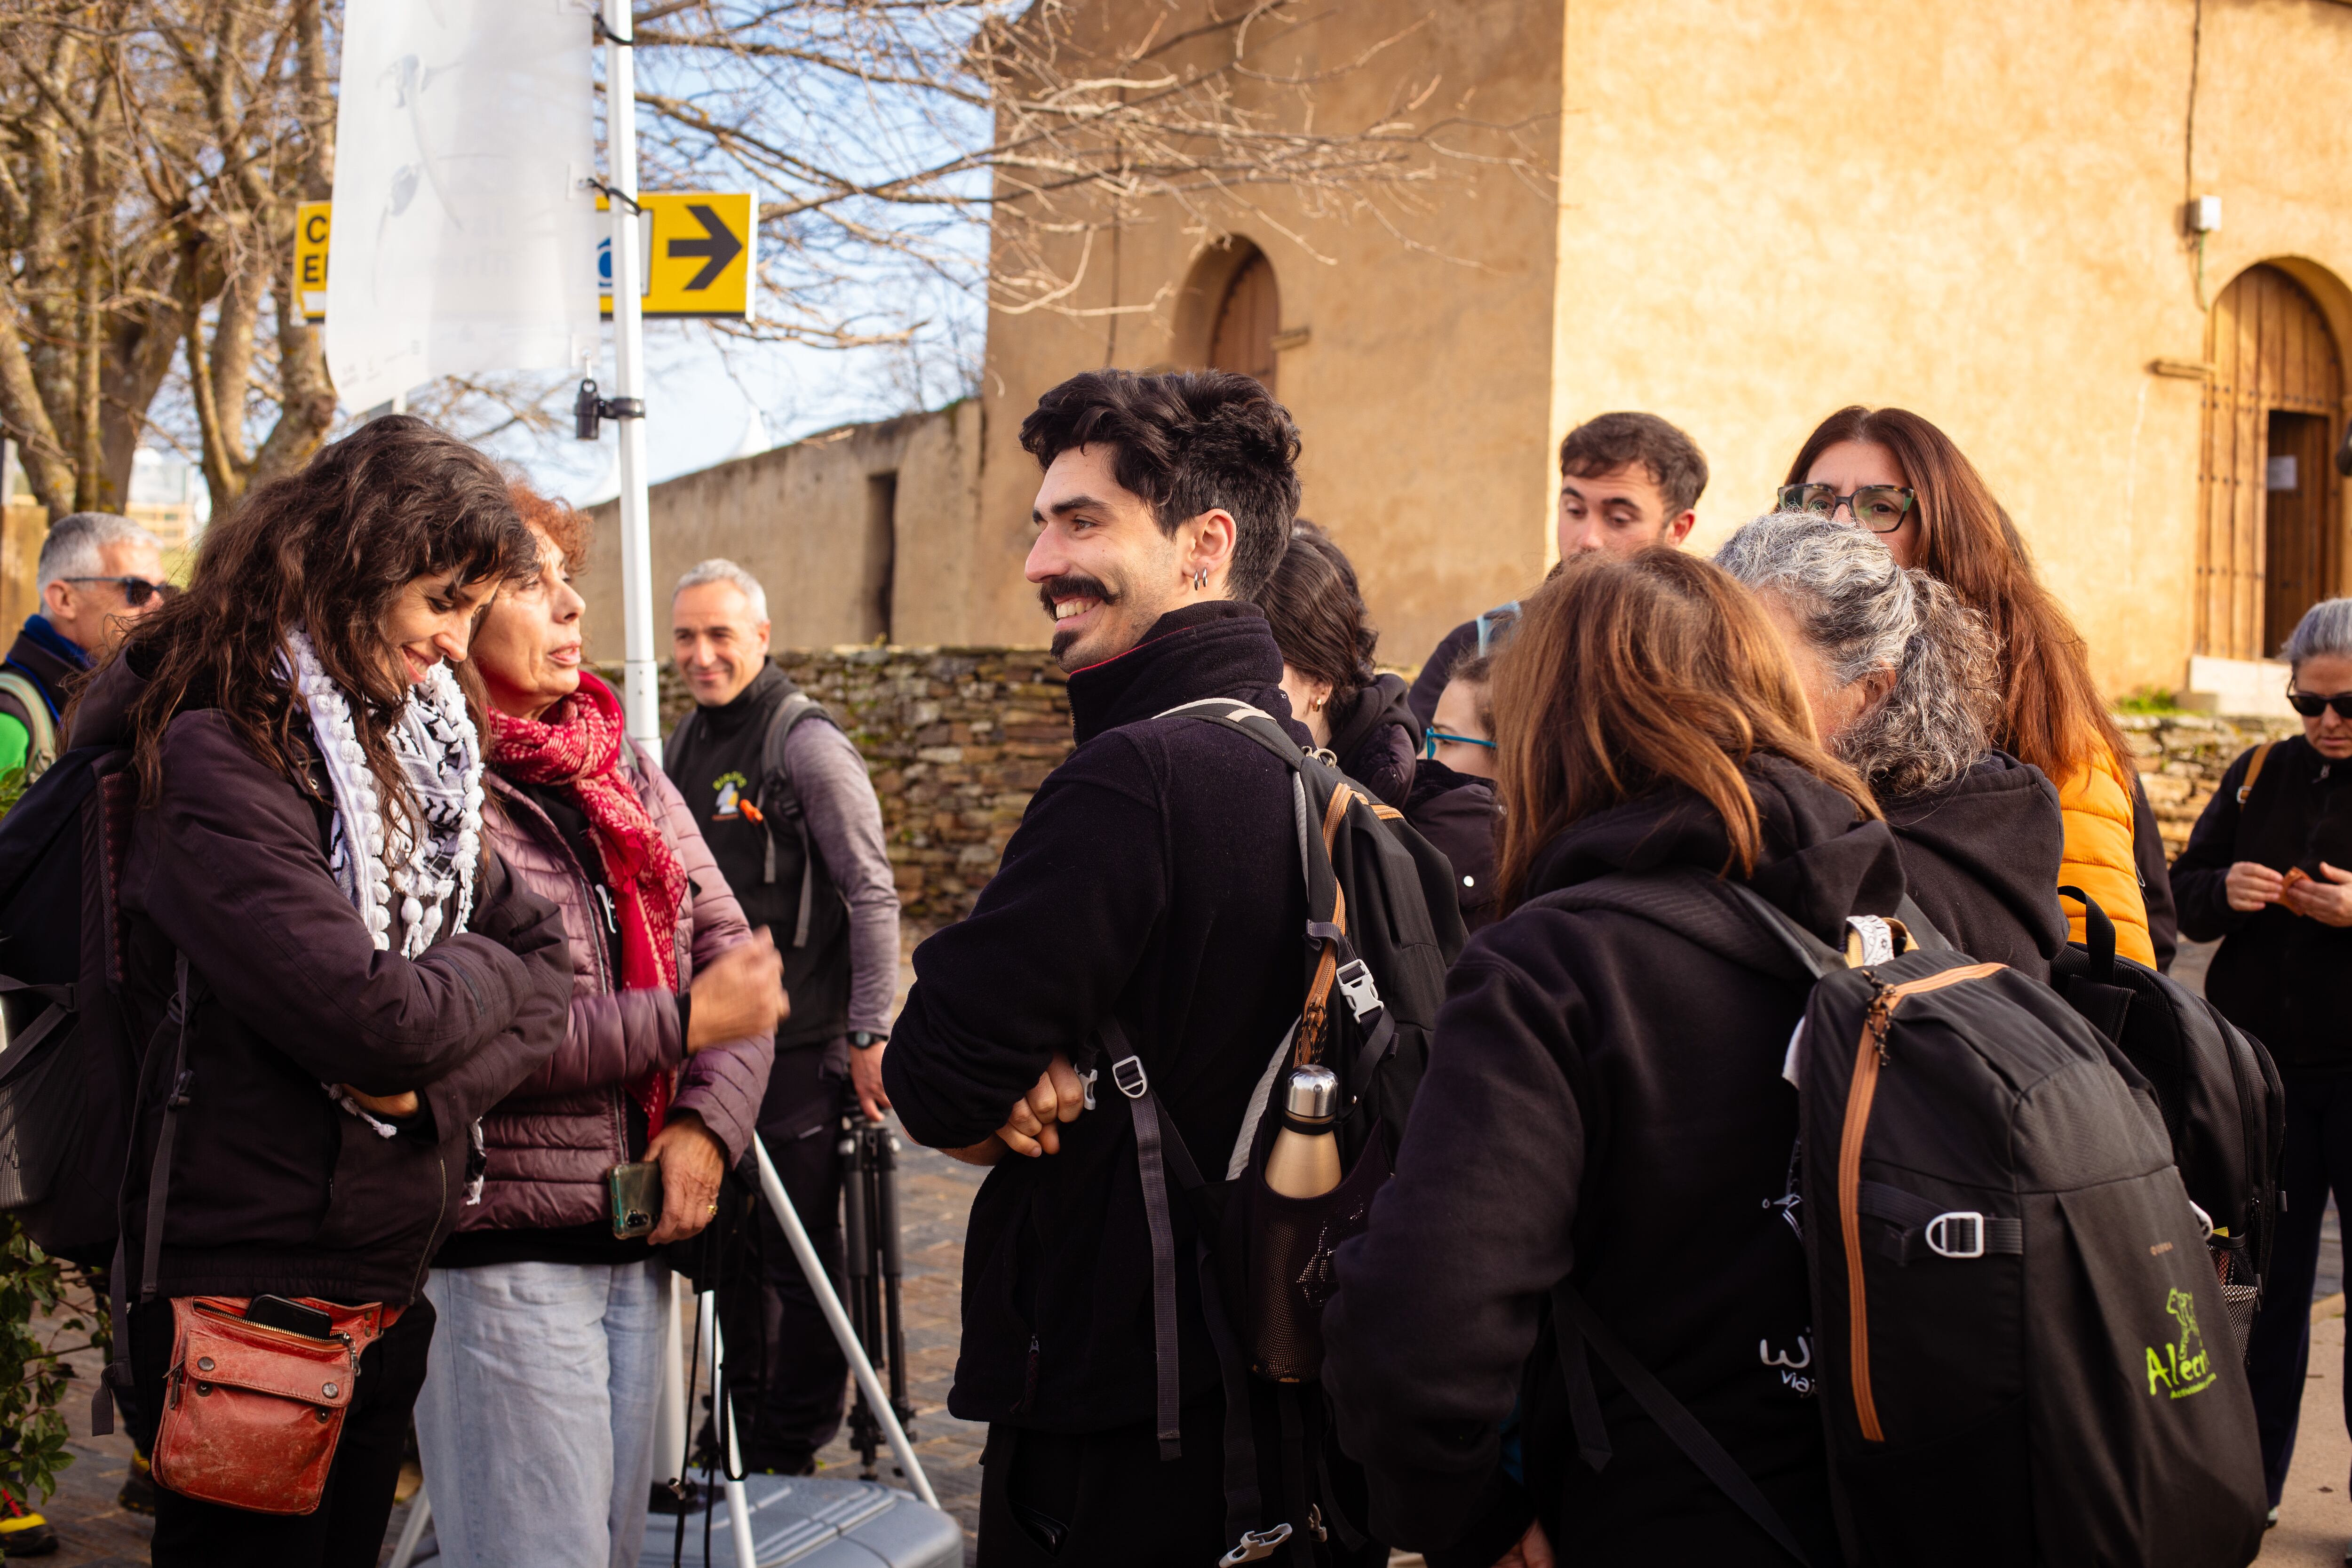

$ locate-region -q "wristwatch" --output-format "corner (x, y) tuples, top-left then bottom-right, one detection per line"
(849, 1030), (887, 1049)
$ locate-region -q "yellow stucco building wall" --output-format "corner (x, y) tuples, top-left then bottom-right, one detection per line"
(963, 0), (2352, 694)
(610, 0), (2352, 699)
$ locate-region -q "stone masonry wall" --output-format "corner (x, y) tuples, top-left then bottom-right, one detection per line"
(620, 649), (1074, 927)
(618, 646), (2305, 932)
(2121, 712), (2303, 859)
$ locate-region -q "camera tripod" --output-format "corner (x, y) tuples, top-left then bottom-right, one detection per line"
(840, 1114), (914, 1480)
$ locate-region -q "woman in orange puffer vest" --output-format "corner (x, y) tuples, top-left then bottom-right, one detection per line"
(1778, 406), (2156, 966)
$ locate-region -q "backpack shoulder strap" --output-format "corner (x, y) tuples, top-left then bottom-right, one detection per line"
(96, 954), (194, 1437)
(753, 692), (834, 943)
(0, 667), (59, 770)
(1552, 1281), (1816, 1568)
(2237, 740), (2278, 805)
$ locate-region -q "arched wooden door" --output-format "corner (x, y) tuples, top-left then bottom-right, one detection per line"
(2198, 264), (2346, 659)
(1209, 250), (1280, 394)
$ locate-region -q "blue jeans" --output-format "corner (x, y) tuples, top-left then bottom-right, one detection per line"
(414, 1258), (671, 1568)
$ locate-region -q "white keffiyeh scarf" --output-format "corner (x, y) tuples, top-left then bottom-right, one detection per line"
(286, 627), (484, 956)
(284, 628), (486, 1145)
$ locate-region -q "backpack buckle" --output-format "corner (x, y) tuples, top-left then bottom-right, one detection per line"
(1219, 1524), (1294, 1565)
(1078, 1066), (1098, 1111)
(1925, 1211), (1986, 1258)
(1334, 959), (1383, 1021)
(1111, 1055), (1149, 1100)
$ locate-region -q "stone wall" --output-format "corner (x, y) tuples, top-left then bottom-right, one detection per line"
(618, 648), (1073, 927)
(620, 644), (2305, 934)
(2121, 713), (2303, 858)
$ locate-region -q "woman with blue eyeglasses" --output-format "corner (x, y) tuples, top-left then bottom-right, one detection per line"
(1410, 651), (1502, 929)
(2175, 596), (2352, 1529)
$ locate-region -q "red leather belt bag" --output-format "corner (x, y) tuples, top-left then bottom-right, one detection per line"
(150, 1296), (401, 1515)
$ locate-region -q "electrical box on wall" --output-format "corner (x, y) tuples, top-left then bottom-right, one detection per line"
(2188, 195), (2223, 233)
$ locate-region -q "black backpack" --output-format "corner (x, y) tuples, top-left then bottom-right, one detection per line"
(1542, 872), (2266, 1568)
(0, 742), (144, 1265)
(1077, 698), (1465, 1566)
(2052, 888), (2285, 1358)
(667, 688), (838, 951)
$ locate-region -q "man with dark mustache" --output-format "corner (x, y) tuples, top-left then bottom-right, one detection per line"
(884, 370), (1336, 1566)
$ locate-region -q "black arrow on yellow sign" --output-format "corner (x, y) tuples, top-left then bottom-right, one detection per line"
(668, 204), (743, 290)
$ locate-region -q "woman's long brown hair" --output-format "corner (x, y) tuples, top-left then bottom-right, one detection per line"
(1492, 549), (1877, 910)
(1785, 406), (2125, 781)
(103, 414), (539, 812)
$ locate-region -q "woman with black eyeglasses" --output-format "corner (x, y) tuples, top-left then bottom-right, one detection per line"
(2174, 596), (2352, 1524)
(1779, 406), (2167, 969)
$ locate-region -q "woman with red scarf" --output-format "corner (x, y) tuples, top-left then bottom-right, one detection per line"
(412, 486), (783, 1568)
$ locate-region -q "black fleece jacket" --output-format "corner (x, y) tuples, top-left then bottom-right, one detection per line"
(1321, 758), (1905, 1567)
(1883, 749), (2068, 981)
(885, 601), (1313, 1431)
(1405, 757), (1500, 932)
(2172, 735), (2352, 1075)
(74, 647), (573, 1305)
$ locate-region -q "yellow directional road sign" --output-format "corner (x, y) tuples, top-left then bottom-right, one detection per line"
(296, 200), (331, 324)
(288, 192), (755, 326)
(597, 192), (755, 320)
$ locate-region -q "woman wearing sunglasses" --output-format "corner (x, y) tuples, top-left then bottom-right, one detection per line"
(1780, 406), (2162, 968)
(2173, 596), (2352, 1525)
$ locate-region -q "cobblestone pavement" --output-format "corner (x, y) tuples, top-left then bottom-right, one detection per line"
(802, 1134), (989, 1560)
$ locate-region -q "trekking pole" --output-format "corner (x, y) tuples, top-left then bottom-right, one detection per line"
(874, 1120), (913, 1435)
(749, 1135), (939, 1507)
(840, 1117), (882, 1477)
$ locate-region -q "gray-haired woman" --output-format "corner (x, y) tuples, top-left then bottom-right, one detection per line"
(1716, 510), (2069, 978)
(2172, 595), (2352, 1521)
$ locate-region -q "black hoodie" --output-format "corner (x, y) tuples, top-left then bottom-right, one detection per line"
(1882, 749), (2069, 981)
(885, 601), (1314, 1430)
(1325, 671), (1419, 807)
(1321, 757), (1904, 1567)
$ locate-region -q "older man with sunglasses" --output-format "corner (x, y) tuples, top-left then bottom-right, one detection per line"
(0, 511), (172, 778)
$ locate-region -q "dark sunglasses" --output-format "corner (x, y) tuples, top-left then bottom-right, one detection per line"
(63, 575), (176, 606)
(2288, 689), (2352, 719)
(1775, 483), (1918, 533)
(1422, 730), (1496, 758)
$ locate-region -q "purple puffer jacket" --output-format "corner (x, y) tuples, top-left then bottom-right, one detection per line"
(459, 734), (775, 1232)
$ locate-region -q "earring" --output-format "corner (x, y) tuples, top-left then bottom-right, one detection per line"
(1193, 565), (1208, 591)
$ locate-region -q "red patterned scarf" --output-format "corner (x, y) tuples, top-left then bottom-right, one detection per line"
(486, 672), (688, 1135)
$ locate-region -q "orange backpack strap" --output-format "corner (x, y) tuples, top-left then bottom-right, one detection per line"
(2237, 741), (2277, 806)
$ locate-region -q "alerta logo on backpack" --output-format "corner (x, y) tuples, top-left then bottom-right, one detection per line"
(2145, 1287), (2216, 1400)
(709, 771), (748, 820)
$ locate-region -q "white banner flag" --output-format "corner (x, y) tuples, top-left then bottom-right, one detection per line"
(325, 0), (599, 411)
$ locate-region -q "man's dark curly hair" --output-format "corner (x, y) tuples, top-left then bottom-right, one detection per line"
(1018, 368), (1301, 598)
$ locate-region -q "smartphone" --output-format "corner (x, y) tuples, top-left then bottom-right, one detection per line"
(608, 1161), (663, 1240)
(245, 1294), (334, 1340)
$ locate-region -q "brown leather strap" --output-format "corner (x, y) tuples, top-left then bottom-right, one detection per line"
(1299, 787), (1359, 1064)
(2238, 740), (2277, 805)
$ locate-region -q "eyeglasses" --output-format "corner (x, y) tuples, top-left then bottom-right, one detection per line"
(1422, 730), (1497, 758)
(1774, 483), (1918, 534)
(62, 575), (176, 606)
(2287, 689), (2352, 719)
